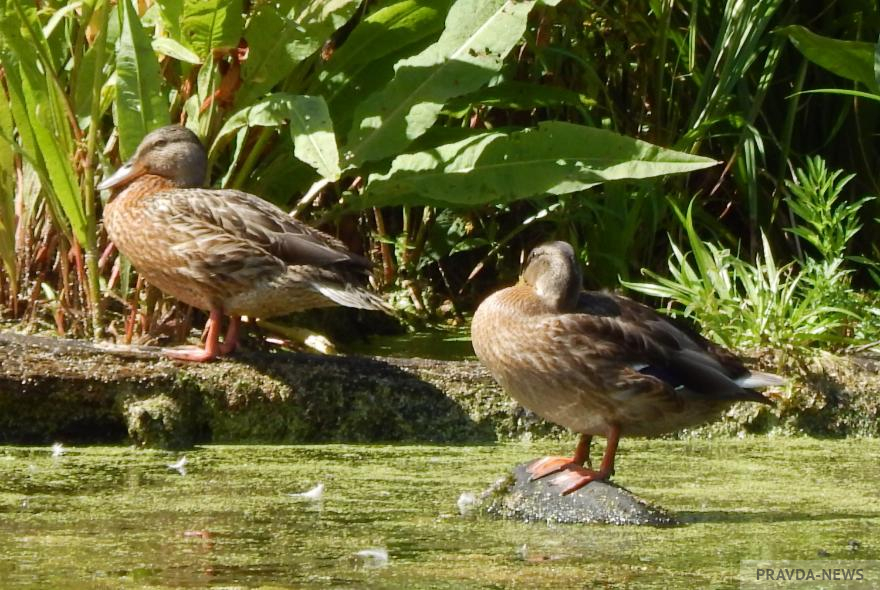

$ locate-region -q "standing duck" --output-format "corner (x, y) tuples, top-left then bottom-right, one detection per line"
(471, 241), (783, 494)
(100, 125), (386, 361)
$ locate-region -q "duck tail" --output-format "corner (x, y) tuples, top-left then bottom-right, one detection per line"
(735, 370), (786, 389)
(732, 370), (785, 406)
(312, 282), (393, 313)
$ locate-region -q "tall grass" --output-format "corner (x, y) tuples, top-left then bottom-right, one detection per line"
(0, 0), (877, 344)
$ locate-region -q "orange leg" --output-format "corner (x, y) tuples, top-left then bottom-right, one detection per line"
(527, 434), (592, 479)
(527, 426), (621, 495)
(165, 308), (223, 362)
(219, 316), (240, 356)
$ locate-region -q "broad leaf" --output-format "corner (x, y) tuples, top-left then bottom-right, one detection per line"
(213, 93), (340, 179)
(154, 0), (183, 42)
(116, 0), (169, 159)
(317, 0), (450, 103)
(316, 0), (449, 137)
(214, 93), (297, 145)
(239, 0), (359, 105)
(181, 0), (243, 58)
(363, 122), (719, 207)
(288, 95), (340, 181)
(152, 37), (201, 64)
(345, 0), (535, 167)
(781, 25), (879, 94)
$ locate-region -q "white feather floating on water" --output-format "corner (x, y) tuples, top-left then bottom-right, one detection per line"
(457, 491), (477, 516)
(167, 456), (187, 476)
(353, 548), (389, 569)
(288, 482), (324, 501)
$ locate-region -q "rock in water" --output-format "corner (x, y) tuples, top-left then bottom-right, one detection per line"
(478, 463), (677, 526)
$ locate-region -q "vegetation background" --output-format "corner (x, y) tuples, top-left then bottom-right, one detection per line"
(0, 0), (877, 370)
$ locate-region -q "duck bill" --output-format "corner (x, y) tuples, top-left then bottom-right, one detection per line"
(97, 161), (144, 191)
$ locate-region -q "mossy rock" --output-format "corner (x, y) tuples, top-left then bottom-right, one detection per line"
(0, 333), (498, 449)
(2, 333), (878, 449)
(477, 462), (677, 526)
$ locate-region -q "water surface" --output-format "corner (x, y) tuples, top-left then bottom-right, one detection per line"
(0, 438), (877, 588)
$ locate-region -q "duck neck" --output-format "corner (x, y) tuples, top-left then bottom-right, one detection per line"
(112, 174), (180, 204)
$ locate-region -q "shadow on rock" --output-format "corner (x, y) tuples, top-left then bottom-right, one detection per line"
(0, 332), (494, 448)
(201, 348), (495, 445)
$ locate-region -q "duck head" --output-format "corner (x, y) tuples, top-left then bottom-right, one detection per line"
(98, 125), (207, 191)
(521, 241), (583, 311)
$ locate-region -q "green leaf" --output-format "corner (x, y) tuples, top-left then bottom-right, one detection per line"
(212, 93), (340, 179)
(239, 0), (359, 105)
(288, 95), (340, 181)
(0, 76), (16, 283)
(152, 37), (202, 64)
(190, 51), (220, 136)
(363, 122), (718, 207)
(24, 78), (86, 243)
(316, 1), (449, 138)
(181, 0), (243, 58)
(791, 88), (880, 103)
(0, 48), (39, 170)
(0, 15), (87, 246)
(318, 0), (449, 101)
(345, 0), (536, 167)
(212, 93), (300, 151)
(781, 25), (879, 94)
(115, 0), (169, 159)
(154, 0), (183, 42)
(74, 44), (99, 127)
(0, 78), (14, 183)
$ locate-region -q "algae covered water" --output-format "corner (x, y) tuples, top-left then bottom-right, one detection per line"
(0, 439), (878, 588)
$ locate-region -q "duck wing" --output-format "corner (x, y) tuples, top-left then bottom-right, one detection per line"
(161, 188), (371, 273)
(544, 291), (779, 404)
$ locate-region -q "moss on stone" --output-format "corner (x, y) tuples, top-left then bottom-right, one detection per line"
(1, 332), (878, 449)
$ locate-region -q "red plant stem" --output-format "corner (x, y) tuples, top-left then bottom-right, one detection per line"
(98, 242), (116, 269)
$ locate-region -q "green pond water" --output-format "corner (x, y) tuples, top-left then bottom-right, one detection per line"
(347, 328), (475, 361)
(0, 438), (878, 589)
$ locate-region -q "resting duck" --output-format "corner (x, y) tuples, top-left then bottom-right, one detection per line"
(99, 125), (385, 361)
(471, 241), (783, 494)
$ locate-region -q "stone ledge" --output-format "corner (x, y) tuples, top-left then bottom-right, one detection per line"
(0, 332), (528, 448)
(2, 333), (877, 448)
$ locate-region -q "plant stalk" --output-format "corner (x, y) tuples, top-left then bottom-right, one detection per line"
(82, 0), (110, 339)
(230, 127), (273, 190)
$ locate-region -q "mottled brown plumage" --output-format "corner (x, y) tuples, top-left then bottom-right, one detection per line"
(471, 241), (783, 494)
(100, 125), (385, 361)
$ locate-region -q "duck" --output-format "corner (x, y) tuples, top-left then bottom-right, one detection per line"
(99, 125), (386, 362)
(471, 241), (783, 495)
